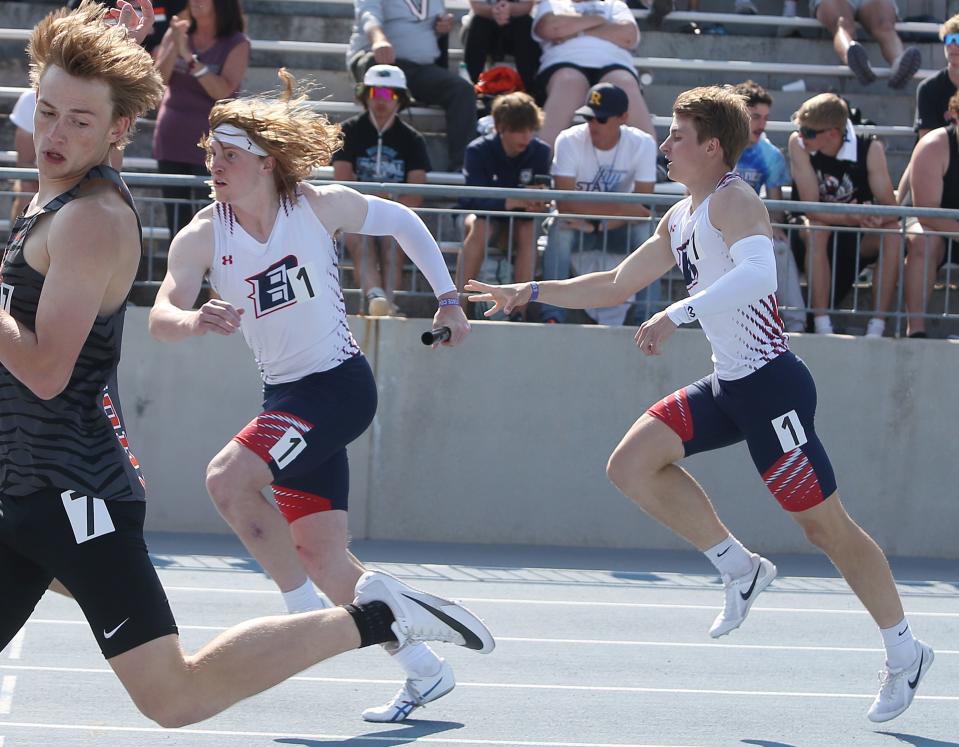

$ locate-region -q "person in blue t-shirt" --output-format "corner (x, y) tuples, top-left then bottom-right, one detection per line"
(459, 92), (551, 320)
(733, 80), (805, 333)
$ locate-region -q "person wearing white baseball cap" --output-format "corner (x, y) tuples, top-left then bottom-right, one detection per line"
(334, 65), (432, 316)
(347, 0), (476, 169)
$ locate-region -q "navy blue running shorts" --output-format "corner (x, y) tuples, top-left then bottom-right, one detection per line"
(647, 351), (837, 512)
(0, 490), (178, 659)
(234, 354), (378, 522)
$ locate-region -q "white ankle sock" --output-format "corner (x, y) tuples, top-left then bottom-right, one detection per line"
(782, 0), (796, 15)
(391, 642), (442, 679)
(880, 618), (919, 669)
(282, 579), (331, 614)
(704, 535), (754, 579)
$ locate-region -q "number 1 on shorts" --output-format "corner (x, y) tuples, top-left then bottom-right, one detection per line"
(773, 409), (807, 453)
(269, 426), (308, 470)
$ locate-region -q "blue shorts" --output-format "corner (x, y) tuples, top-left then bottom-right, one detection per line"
(235, 354), (377, 522)
(647, 351), (837, 512)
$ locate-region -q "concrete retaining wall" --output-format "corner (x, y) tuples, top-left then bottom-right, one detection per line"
(119, 308), (959, 558)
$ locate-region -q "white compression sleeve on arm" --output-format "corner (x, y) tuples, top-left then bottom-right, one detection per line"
(665, 235), (777, 325)
(359, 195), (456, 297)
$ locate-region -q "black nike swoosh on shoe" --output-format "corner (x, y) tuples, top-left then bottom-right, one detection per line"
(908, 651), (924, 689)
(717, 546), (730, 557)
(403, 594), (486, 651)
(739, 563), (763, 601)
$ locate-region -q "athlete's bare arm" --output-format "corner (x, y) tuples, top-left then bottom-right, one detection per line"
(149, 208), (241, 341)
(466, 205), (677, 317)
(709, 180), (774, 244)
(0, 191), (139, 399)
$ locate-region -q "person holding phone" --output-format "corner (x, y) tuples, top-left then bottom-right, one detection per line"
(458, 92), (551, 320)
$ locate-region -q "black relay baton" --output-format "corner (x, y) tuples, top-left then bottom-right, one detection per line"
(421, 327), (451, 346)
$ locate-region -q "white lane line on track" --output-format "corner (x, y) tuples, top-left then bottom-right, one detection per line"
(156, 587), (959, 617)
(4, 631), (24, 660)
(21, 619), (959, 656)
(0, 676), (16, 715)
(0, 722), (697, 747)
(1, 664), (957, 702)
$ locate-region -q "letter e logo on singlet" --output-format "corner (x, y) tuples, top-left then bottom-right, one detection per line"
(60, 490), (116, 544)
(0, 282), (13, 314)
(246, 256), (319, 318)
(269, 426), (308, 470)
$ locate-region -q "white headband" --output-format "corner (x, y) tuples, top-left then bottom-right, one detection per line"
(211, 124), (269, 157)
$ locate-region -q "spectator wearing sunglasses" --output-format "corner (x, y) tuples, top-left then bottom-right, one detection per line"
(539, 83), (658, 325)
(787, 93), (900, 337)
(809, 0), (920, 89)
(914, 15), (959, 139)
(347, 0), (475, 170)
(333, 65), (432, 316)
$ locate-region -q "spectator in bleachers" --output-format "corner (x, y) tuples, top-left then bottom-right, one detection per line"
(462, 0), (541, 93)
(902, 93), (959, 338)
(8, 89), (37, 225)
(458, 92), (551, 320)
(332, 65), (431, 316)
(347, 0), (476, 170)
(66, 0), (188, 52)
(811, 0), (920, 89)
(539, 83), (657, 325)
(732, 81), (805, 333)
(531, 0), (654, 148)
(914, 14), (959, 139)
(788, 93), (900, 337)
(152, 0), (250, 238)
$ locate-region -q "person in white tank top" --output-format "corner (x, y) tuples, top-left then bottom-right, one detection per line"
(467, 86), (934, 723)
(149, 70), (487, 722)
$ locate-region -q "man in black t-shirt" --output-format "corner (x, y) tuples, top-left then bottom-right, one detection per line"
(914, 15), (959, 138)
(333, 65), (432, 316)
(788, 93), (900, 337)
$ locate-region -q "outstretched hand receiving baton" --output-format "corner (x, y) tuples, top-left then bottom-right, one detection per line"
(463, 280), (531, 318)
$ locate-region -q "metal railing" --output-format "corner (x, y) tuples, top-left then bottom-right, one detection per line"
(1, 172), (956, 336)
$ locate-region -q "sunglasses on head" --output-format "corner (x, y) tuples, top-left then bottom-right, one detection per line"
(799, 125), (828, 139)
(369, 86), (399, 101)
(584, 114), (610, 125)
(945, 33), (959, 46)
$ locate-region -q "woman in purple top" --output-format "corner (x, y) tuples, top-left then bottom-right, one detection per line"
(153, 0), (250, 236)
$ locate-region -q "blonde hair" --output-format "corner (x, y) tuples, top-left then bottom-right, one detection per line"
(492, 92), (544, 132)
(672, 86), (750, 169)
(793, 93), (848, 132)
(203, 69), (343, 204)
(941, 13), (959, 38)
(28, 0), (163, 147)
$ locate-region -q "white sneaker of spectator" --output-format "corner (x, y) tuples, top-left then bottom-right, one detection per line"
(865, 318), (886, 338)
(734, 0), (759, 14)
(813, 315), (834, 334)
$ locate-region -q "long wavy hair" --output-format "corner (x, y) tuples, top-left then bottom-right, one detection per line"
(202, 69), (343, 204)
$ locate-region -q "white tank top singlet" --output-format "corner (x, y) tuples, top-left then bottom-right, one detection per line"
(666, 173), (789, 380)
(208, 196), (360, 384)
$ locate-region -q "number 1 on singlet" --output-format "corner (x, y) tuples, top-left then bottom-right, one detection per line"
(773, 409), (807, 453)
(289, 262), (318, 302)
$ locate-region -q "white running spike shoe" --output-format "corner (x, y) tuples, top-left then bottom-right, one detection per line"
(867, 641), (934, 722)
(709, 554), (777, 638)
(362, 658), (455, 722)
(354, 570), (495, 654)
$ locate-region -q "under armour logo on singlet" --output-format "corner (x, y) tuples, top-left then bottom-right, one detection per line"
(222, 255), (233, 265)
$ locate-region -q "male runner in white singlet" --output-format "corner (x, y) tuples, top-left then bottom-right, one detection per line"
(149, 69), (475, 722)
(467, 85), (933, 723)
(0, 2), (492, 730)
